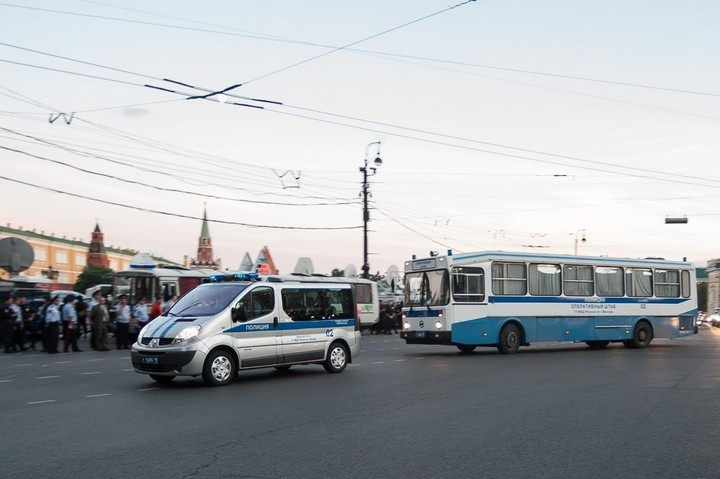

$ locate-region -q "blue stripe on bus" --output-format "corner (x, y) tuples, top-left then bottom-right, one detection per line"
(451, 312), (697, 346)
(405, 309), (443, 318)
(487, 296), (687, 305)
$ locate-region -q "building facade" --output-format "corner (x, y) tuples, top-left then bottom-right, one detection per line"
(0, 224), (138, 289)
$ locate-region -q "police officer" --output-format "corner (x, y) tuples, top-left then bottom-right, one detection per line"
(10, 296), (28, 351)
(44, 296), (61, 354)
(2, 296), (16, 353)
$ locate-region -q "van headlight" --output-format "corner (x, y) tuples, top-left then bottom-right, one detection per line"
(137, 324), (149, 342)
(173, 325), (202, 344)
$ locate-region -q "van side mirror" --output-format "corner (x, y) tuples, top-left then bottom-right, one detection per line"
(232, 306), (248, 323)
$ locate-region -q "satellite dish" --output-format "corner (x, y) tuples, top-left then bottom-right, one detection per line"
(0, 237), (34, 275)
(129, 252), (157, 269)
(293, 257), (314, 275)
(386, 264), (401, 280)
(344, 264), (357, 278)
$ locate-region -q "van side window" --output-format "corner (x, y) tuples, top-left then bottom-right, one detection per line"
(239, 286), (274, 321)
(282, 288), (355, 321)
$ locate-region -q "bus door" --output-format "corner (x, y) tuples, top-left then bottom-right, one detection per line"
(232, 286), (280, 368)
(278, 288), (328, 364)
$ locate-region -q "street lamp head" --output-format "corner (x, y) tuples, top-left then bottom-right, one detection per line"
(373, 156), (382, 167)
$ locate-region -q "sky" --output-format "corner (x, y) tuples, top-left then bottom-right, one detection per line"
(2, 0), (720, 275)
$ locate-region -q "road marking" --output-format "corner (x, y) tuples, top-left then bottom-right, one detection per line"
(82, 372), (102, 375)
(88, 358), (105, 362)
(52, 360), (71, 364)
(414, 357), (425, 360)
(372, 361), (385, 364)
(0, 379), (11, 383)
(27, 400), (56, 405)
(136, 387), (159, 392)
(37, 376), (60, 379)
(15, 363), (34, 367)
(394, 359), (406, 362)
(85, 393), (111, 398)
(121, 368), (134, 372)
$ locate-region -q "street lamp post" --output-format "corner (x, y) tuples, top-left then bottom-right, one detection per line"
(574, 229), (586, 255)
(360, 142), (382, 279)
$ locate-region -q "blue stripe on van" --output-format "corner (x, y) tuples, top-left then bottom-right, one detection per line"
(225, 319), (355, 334)
(148, 316), (175, 337)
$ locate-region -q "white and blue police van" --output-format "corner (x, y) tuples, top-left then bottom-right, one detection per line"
(130, 273), (360, 386)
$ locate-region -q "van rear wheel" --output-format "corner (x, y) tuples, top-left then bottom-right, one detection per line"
(324, 342), (349, 373)
(202, 350), (236, 386)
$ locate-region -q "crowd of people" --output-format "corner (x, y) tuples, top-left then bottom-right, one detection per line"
(1, 291), (167, 354)
(371, 300), (402, 335)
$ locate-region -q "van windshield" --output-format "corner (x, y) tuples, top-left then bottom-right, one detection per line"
(168, 283), (249, 317)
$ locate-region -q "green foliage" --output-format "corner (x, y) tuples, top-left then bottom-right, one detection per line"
(330, 268), (344, 277)
(74, 265), (115, 293)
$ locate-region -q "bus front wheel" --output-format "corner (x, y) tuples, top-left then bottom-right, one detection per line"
(497, 324), (521, 354)
(456, 344), (477, 354)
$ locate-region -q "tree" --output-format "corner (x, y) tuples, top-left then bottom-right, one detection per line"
(330, 268), (344, 277)
(74, 265), (115, 294)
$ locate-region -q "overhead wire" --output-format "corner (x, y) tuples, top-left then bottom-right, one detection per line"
(1, 2), (717, 98)
(0, 175), (362, 230)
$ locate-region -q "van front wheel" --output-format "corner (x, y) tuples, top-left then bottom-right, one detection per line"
(203, 350), (236, 386)
(324, 342), (349, 373)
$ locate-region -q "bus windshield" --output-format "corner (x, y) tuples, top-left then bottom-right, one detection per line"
(404, 270), (449, 306)
(169, 283), (249, 317)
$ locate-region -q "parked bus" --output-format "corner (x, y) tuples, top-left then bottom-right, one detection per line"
(401, 251), (697, 353)
(114, 263), (210, 305)
(263, 274), (380, 330)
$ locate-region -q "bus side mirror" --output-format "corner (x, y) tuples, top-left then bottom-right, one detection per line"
(232, 306), (248, 323)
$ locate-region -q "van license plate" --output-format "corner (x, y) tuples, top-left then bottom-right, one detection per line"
(141, 356), (159, 365)
(415, 331), (426, 338)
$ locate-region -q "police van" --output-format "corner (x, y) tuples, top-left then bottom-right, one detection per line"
(130, 273), (360, 386)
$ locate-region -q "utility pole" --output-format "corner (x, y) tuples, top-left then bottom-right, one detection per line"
(360, 142), (382, 279)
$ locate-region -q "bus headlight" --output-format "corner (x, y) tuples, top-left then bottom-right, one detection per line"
(173, 325), (202, 344)
(435, 320), (443, 329)
(403, 321), (410, 330)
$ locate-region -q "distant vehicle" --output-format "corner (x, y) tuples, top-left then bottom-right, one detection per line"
(85, 284), (113, 298)
(114, 263), (209, 306)
(402, 251), (697, 353)
(710, 314), (720, 327)
(49, 290), (86, 302)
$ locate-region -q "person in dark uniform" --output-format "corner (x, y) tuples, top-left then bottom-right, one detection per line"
(2, 296), (17, 353)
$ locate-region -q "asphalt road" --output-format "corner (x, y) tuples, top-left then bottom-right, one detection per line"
(2, 327), (719, 479)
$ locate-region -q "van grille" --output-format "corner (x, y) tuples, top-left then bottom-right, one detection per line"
(140, 337), (174, 346)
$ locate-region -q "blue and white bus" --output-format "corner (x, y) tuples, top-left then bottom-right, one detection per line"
(401, 251), (697, 353)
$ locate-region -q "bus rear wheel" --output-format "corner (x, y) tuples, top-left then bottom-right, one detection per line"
(456, 345), (477, 354)
(625, 322), (653, 349)
(585, 341), (610, 349)
(497, 324), (521, 354)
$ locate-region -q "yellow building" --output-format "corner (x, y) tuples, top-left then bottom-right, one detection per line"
(0, 224), (140, 289)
